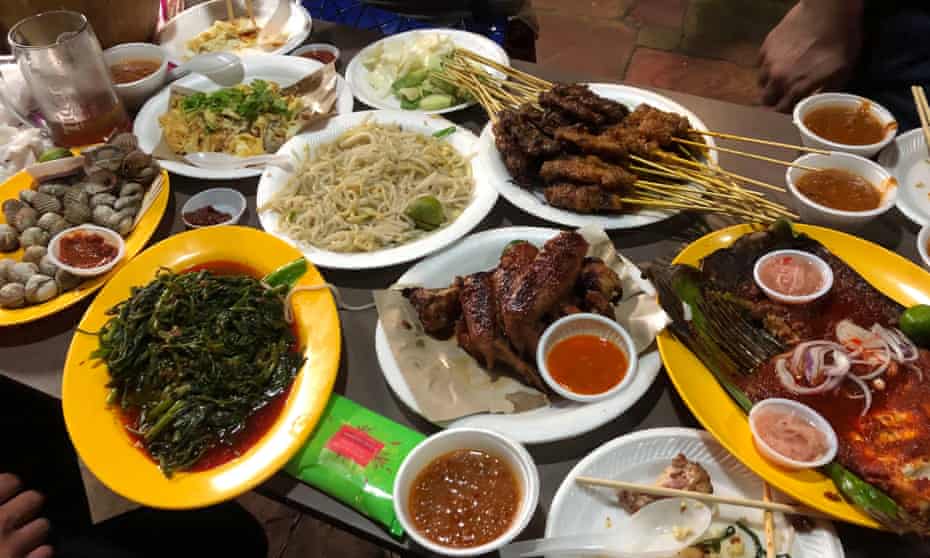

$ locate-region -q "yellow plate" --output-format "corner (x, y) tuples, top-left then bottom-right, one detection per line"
(659, 223), (930, 529)
(62, 226), (341, 509)
(0, 169), (170, 326)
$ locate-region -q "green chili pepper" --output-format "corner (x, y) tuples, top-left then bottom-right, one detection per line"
(432, 126), (456, 139)
(264, 258), (308, 288)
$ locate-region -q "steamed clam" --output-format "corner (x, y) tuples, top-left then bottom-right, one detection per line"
(20, 227), (50, 248)
(38, 254), (58, 277)
(0, 258), (15, 282)
(24, 274), (57, 304)
(37, 182), (69, 197)
(20, 190), (62, 214)
(0, 224), (18, 252)
(90, 193), (117, 208)
(2, 199), (23, 224)
(12, 206), (38, 232)
(92, 205), (116, 228)
(64, 200), (92, 225)
(9, 261), (38, 284)
(22, 246), (47, 265)
(0, 283), (25, 308)
(37, 213), (69, 236)
(55, 269), (81, 292)
(115, 194), (142, 211)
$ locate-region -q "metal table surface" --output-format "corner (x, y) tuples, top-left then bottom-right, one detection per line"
(1, 20), (926, 558)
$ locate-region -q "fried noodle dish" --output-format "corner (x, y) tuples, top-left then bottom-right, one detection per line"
(185, 17), (283, 57)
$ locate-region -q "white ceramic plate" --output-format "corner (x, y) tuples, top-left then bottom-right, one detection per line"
(478, 83), (718, 229)
(345, 29), (509, 114)
(134, 55), (354, 181)
(156, 0), (312, 64)
(374, 227), (663, 444)
(256, 110), (498, 269)
(879, 128), (930, 225)
(549, 428), (844, 558)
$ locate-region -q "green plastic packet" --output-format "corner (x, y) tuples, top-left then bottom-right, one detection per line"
(285, 395), (425, 538)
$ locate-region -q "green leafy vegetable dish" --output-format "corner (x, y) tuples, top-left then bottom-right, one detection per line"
(363, 34), (471, 111)
(87, 263), (305, 476)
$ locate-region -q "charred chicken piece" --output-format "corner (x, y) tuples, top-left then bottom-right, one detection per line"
(402, 285), (462, 339)
(554, 125), (629, 159)
(456, 272), (548, 393)
(579, 258), (623, 301)
(540, 156), (637, 192)
(544, 184), (625, 214)
(502, 231), (589, 357)
(551, 83), (630, 124)
(617, 453), (714, 514)
(493, 121), (537, 186)
(498, 106), (561, 157)
(620, 104), (691, 146)
(492, 241), (540, 328)
(540, 89), (605, 125)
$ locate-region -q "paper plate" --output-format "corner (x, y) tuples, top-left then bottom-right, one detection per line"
(134, 54), (354, 181)
(156, 0), (312, 64)
(659, 223), (930, 529)
(478, 83), (718, 230)
(256, 110), (498, 269)
(62, 226), (341, 509)
(549, 427), (844, 558)
(0, 170), (169, 327)
(374, 226), (663, 444)
(345, 28), (509, 115)
(878, 128), (930, 225)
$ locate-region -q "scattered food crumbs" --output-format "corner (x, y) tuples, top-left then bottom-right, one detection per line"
(824, 491), (841, 501)
(680, 500), (688, 512)
(672, 525), (693, 541)
(605, 516), (613, 528)
(916, 181), (925, 189)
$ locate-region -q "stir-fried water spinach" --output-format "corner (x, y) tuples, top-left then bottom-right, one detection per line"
(91, 268), (304, 476)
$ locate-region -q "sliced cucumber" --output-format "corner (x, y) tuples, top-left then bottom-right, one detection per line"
(391, 68), (429, 91)
(417, 93), (454, 111)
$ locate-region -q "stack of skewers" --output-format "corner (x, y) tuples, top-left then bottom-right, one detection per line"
(433, 49), (820, 224)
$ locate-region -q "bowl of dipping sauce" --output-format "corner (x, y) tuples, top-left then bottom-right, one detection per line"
(749, 398), (838, 470)
(48, 225), (126, 278)
(181, 188), (246, 228)
(786, 152), (897, 230)
(292, 43), (340, 65)
(394, 428), (539, 557)
(536, 313), (637, 402)
(793, 93), (897, 158)
(753, 249), (833, 305)
(103, 42), (169, 111)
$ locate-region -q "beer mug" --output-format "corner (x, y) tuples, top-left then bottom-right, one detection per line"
(0, 10), (130, 146)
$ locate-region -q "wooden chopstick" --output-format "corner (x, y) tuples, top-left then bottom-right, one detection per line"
(224, 0), (235, 20)
(763, 483), (776, 558)
(911, 85), (930, 157)
(245, 0), (257, 27)
(673, 138), (817, 171)
(575, 476), (833, 520)
(689, 129), (831, 155)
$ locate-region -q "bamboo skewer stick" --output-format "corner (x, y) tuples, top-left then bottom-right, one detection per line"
(658, 152), (788, 193)
(690, 129), (831, 155)
(575, 476), (833, 520)
(456, 49), (553, 89)
(911, 85), (930, 157)
(245, 0), (256, 26)
(224, 0), (236, 20)
(763, 483), (776, 558)
(673, 138), (817, 171)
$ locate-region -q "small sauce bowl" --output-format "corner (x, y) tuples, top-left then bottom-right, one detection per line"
(393, 428), (539, 557)
(48, 225), (126, 278)
(793, 93), (897, 158)
(785, 152), (897, 231)
(753, 249), (833, 305)
(103, 42), (169, 111)
(292, 43), (340, 66)
(748, 398), (838, 470)
(181, 188), (247, 228)
(536, 313), (638, 403)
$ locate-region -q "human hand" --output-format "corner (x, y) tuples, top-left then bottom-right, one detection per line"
(758, 0), (864, 112)
(0, 475), (52, 558)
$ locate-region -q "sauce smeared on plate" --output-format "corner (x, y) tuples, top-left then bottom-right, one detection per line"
(803, 103), (887, 145)
(796, 168), (882, 212)
(546, 334), (628, 395)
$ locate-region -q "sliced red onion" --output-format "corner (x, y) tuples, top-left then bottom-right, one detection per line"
(889, 328), (919, 362)
(776, 358), (844, 394)
(845, 372), (873, 416)
(836, 320), (882, 349)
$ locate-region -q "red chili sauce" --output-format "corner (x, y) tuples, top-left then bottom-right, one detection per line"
(58, 230), (118, 268)
(183, 204), (232, 226)
(299, 49), (336, 64)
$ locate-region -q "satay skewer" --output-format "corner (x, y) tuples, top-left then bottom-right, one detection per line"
(224, 0), (236, 20)
(763, 483), (777, 558)
(689, 129), (831, 155)
(673, 138), (817, 171)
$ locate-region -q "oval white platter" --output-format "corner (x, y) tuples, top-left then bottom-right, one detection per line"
(256, 110), (498, 269)
(549, 427), (844, 558)
(345, 28), (509, 115)
(478, 83), (718, 230)
(134, 54), (354, 181)
(374, 226), (663, 444)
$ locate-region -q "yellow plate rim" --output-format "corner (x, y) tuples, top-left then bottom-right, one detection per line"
(0, 169), (170, 327)
(62, 226), (341, 509)
(659, 223), (930, 529)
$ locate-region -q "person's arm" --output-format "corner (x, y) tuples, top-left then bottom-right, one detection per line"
(0, 474), (51, 558)
(758, 0), (865, 112)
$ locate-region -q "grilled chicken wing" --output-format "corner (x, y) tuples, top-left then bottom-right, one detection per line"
(502, 231), (589, 357)
(403, 285), (462, 339)
(579, 258), (623, 300)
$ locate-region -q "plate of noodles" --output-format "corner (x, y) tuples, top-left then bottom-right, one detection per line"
(256, 110), (498, 269)
(134, 55), (354, 180)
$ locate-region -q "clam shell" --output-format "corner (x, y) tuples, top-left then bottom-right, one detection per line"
(63, 188), (90, 208)
(2, 199), (23, 224)
(0, 258), (15, 282)
(0, 224), (19, 252)
(37, 182), (70, 197)
(37, 213), (68, 236)
(22, 246), (47, 265)
(64, 202), (91, 225)
(55, 268), (82, 292)
(12, 206), (38, 232)
(9, 261), (38, 284)
(114, 216), (134, 236)
(25, 274), (57, 304)
(90, 193), (117, 208)
(20, 227), (50, 248)
(28, 191), (62, 215)
(108, 132), (138, 152)
(119, 182), (143, 198)
(0, 282), (25, 308)
(38, 254), (58, 277)
(82, 180), (116, 196)
(115, 194), (142, 211)
(135, 165), (158, 185)
(93, 205), (117, 227)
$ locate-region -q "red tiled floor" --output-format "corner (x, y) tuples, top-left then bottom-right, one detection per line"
(628, 0), (687, 28)
(531, 0), (632, 20)
(624, 47), (762, 105)
(535, 12), (637, 80)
